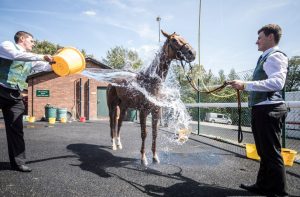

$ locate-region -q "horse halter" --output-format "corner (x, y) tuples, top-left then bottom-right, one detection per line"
(166, 36), (192, 62)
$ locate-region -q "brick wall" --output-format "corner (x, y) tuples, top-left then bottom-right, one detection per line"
(27, 59), (110, 121)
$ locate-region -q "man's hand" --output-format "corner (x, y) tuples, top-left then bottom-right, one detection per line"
(43, 55), (54, 63)
(227, 80), (246, 90)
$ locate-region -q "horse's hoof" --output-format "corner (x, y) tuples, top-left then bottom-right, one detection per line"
(153, 157), (160, 164)
(112, 145), (117, 150)
(141, 159), (148, 166)
(117, 144), (123, 150)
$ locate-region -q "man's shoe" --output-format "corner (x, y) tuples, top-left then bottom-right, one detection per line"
(240, 183), (266, 195)
(12, 165), (32, 172)
(271, 191), (289, 197)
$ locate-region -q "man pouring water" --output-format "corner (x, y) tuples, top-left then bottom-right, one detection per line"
(0, 31), (53, 172)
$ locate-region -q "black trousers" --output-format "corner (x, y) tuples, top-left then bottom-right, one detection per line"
(0, 86), (26, 167)
(251, 103), (288, 194)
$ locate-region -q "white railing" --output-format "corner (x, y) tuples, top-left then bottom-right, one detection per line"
(185, 101), (300, 108)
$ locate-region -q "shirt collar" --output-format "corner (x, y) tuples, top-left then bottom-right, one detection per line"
(261, 46), (279, 58)
(16, 44), (26, 52)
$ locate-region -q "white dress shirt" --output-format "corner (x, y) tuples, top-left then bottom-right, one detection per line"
(245, 46), (288, 105)
(0, 40), (52, 72)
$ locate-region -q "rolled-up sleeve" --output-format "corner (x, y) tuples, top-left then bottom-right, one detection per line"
(32, 61), (52, 72)
(0, 41), (52, 72)
(0, 41), (44, 61)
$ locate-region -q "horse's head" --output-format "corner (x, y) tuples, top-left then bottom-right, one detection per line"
(141, 30), (196, 80)
(161, 30), (196, 63)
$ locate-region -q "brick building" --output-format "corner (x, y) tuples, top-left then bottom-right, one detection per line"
(27, 57), (112, 121)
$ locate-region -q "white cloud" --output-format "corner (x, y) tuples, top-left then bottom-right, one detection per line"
(240, 1), (290, 22)
(127, 40), (133, 45)
(0, 8), (57, 15)
(109, 0), (148, 14)
(136, 24), (157, 41)
(162, 14), (174, 21)
(82, 10), (97, 16)
(132, 44), (160, 66)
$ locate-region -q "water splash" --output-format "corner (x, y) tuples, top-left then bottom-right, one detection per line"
(81, 68), (137, 84)
(80, 52), (192, 145)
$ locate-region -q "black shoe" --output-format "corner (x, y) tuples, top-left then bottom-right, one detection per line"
(11, 165), (32, 172)
(240, 183), (266, 195)
(271, 191), (289, 197)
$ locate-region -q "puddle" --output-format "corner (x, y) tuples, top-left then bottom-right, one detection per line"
(158, 151), (222, 166)
(24, 124), (48, 129)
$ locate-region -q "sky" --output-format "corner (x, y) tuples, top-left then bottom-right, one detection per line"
(1, 0), (300, 75)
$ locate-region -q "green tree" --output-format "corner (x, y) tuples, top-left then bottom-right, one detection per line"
(228, 68), (239, 80)
(218, 69), (226, 83)
(102, 46), (143, 70)
(286, 56), (300, 91)
(81, 49), (94, 58)
(32, 40), (62, 55)
(33, 40), (91, 58)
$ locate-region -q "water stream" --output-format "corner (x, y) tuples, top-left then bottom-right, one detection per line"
(80, 57), (192, 145)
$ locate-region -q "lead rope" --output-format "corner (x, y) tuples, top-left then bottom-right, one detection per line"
(179, 59), (243, 143)
(237, 90), (243, 143)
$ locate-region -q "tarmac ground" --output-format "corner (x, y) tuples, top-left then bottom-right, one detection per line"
(0, 120), (299, 196)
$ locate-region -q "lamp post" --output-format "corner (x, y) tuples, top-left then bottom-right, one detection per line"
(156, 16), (161, 43)
(156, 16), (162, 126)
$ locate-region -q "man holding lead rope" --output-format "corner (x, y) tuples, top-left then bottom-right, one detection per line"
(229, 24), (289, 197)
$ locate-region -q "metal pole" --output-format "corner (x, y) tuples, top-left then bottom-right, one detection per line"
(197, 78), (200, 135)
(87, 79), (90, 120)
(31, 79), (34, 116)
(157, 16), (162, 125)
(156, 16), (161, 42)
(197, 0), (202, 135)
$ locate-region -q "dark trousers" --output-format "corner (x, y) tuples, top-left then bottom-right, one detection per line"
(251, 103), (288, 194)
(0, 86), (26, 167)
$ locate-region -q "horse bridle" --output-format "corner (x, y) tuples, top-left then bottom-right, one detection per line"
(167, 38), (243, 143)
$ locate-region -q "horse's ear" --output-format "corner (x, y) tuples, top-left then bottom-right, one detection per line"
(161, 30), (170, 38)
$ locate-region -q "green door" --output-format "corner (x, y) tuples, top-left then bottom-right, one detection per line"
(97, 87), (109, 117)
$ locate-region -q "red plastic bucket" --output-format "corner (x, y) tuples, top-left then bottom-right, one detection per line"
(80, 117), (86, 122)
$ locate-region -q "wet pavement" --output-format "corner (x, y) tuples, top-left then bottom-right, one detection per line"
(0, 120), (299, 196)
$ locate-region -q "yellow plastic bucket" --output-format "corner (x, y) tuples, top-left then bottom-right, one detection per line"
(246, 144), (260, 161)
(28, 116), (35, 123)
(246, 144), (297, 166)
(52, 47), (86, 77)
(60, 117), (67, 123)
(281, 148), (297, 166)
(48, 117), (56, 124)
(177, 128), (191, 143)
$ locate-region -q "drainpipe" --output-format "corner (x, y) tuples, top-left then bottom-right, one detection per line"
(31, 78), (34, 116)
(79, 78), (82, 118)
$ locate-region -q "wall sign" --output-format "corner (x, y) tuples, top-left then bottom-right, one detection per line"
(36, 90), (50, 97)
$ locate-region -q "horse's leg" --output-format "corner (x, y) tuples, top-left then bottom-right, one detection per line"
(110, 105), (118, 150)
(152, 109), (160, 163)
(116, 106), (126, 150)
(107, 85), (119, 150)
(140, 109), (148, 166)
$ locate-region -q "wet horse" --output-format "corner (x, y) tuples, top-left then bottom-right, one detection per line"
(107, 30), (196, 165)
